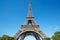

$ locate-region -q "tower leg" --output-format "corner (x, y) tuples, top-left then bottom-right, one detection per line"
(20, 35), (25, 40)
(34, 33), (40, 40)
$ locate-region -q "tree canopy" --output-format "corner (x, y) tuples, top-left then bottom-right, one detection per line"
(43, 37), (50, 40)
(52, 31), (60, 40)
(0, 35), (15, 40)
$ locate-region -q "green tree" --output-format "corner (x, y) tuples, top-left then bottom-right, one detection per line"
(52, 31), (60, 40)
(0, 35), (15, 40)
(2, 35), (9, 40)
(0, 37), (2, 40)
(43, 37), (50, 40)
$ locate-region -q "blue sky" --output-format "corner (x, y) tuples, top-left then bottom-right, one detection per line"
(0, 0), (60, 39)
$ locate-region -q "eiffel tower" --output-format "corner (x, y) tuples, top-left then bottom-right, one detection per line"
(14, 0), (46, 40)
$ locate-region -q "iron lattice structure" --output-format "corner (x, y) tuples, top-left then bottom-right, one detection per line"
(14, 0), (46, 40)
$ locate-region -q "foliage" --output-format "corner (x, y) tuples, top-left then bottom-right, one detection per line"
(0, 35), (15, 40)
(0, 37), (2, 40)
(52, 31), (60, 40)
(43, 37), (50, 40)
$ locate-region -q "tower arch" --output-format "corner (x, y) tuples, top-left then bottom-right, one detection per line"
(16, 31), (43, 40)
